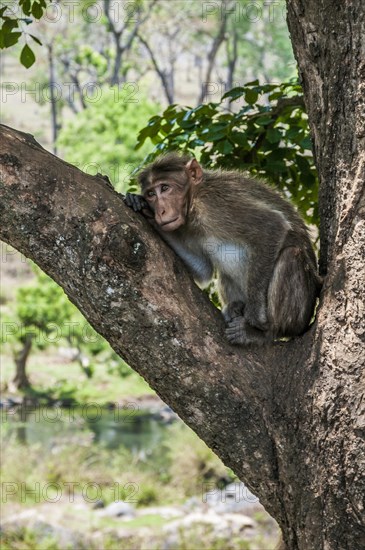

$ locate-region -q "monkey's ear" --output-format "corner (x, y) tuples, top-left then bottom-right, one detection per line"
(186, 158), (203, 185)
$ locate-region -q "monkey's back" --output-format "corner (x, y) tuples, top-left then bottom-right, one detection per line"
(189, 169), (318, 272)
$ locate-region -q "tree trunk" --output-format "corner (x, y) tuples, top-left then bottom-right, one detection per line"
(12, 335), (32, 390)
(198, 3), (228, 104)
(138, 34), (174, 104)
(0, 1), (364, 547)
(284, 1), (365, 548)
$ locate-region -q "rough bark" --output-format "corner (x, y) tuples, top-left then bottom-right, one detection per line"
(0, 2), (364, 548)
(285, 1), (365, 548)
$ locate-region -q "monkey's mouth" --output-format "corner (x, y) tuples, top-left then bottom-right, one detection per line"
(161, 217), (179, 228)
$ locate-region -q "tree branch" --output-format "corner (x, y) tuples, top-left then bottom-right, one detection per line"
(0, 123), (314, 528)
(137, 33), (174, 104)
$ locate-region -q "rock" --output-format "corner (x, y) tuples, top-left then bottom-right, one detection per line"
(138, 506), (182, 519)
(201, 481), (260, 513)
(183, 495), (203, 511)
(162, 510), (256, 549)
(92, 499), (105, 509)
(98, 500), (135, 518)
(164, 510), (254, 535)
(1, 513), (87, 549)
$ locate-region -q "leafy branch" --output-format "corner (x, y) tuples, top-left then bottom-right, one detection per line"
(135, 80), (318, 227)
(0, 0), (48, 67)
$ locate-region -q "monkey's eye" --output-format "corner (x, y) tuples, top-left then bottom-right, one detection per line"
(161, 184), (170, 192)
(146, 190), (156, 198)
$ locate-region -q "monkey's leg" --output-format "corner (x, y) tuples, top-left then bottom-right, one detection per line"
(222, 301), (245, 322)
(219, 278), (269, 345)
(268, 246), (319, 337)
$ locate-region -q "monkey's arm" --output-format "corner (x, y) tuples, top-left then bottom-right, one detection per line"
(157, 234), (214, 286)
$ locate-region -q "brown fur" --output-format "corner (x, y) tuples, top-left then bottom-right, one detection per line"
(126, 152), (321, 345)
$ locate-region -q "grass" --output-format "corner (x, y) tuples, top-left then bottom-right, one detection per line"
(0, 348), (154, 405)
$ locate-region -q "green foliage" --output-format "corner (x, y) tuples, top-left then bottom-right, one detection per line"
(223, 0), (296, 84)
(165, 423), (230, 496)
(2, 265), (132, 379)
(57, 86), (160, 192)
(10, 268), (74, 348)
(74, 44), (109, 78)
(0, 0), (47, 66)
(136, 80), (319, 227)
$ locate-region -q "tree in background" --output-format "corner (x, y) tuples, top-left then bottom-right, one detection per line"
(1, 1), (296, 151)
(57, 86), (160, 191)
(3, 267), (75, 390)
(2, 267), (131, 392)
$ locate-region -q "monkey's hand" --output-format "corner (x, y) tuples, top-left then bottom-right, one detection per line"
(124, 193), (154, 219)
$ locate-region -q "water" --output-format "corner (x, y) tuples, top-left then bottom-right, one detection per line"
(1, 405), (173, 453)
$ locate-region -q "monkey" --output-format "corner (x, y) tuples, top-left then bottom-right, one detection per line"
(125, 153), (321, 345)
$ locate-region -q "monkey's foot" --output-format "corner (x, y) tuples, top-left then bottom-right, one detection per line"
(222, 301), (245, 323)
(225, 317), (269, 346)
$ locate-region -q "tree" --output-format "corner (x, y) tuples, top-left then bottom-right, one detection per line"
(5, 267), (75, 390)
(57, 86), (160, 191)
(1, 265), (130, 391)
(0, 2), (364, 549)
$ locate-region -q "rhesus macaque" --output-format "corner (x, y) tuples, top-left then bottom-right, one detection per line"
(125, 153), (321, 345)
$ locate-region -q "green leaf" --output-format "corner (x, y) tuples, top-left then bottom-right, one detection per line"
(1, 31), (21, 48)
(266, 160), (287, 173)
(20, 0), (31, 15)
(300, 136), (312, 149)
(2, 19), (19, 32)
(255, 116), (272, 126)
(245, 89), (259, 105)
(30, 34), (42, 46)
(216, 140), (233, 154)
(268, 91), (284, 101)
(221, 87), (245, 101)
(20, 44), (35, 68)
(230, 131), (249, 148)
(296, 154), (312, 175)
(266, 128), (282, 144)
(32, 1), (43, 19)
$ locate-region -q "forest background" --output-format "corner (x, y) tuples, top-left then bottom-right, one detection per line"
(1, 1), (315, 549)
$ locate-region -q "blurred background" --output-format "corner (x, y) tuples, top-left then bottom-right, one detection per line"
(1, 1), (316, 548)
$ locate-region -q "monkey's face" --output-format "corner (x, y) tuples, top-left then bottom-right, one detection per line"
(143, 179), (189, 231)
(140, 158), (203, 232)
